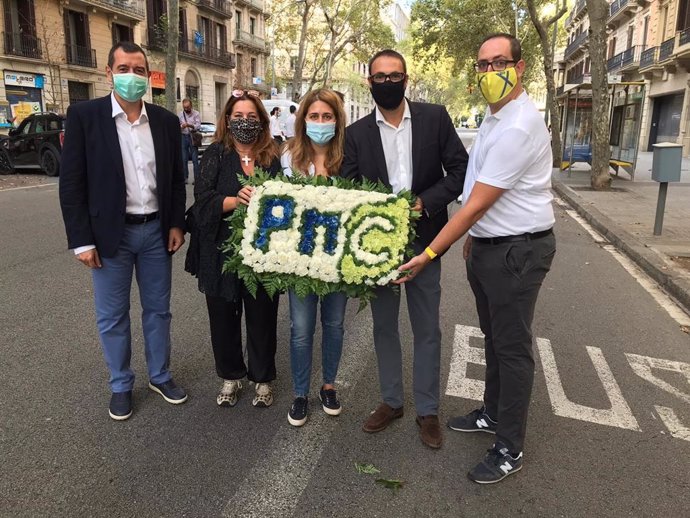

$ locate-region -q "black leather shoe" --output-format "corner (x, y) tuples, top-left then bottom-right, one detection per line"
(149, 379), (188, 404)
(109, 391), (133, 421)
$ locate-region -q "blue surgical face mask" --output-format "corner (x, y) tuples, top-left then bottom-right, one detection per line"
(305, 121), (336, 145)
(112, 73), (148, 102)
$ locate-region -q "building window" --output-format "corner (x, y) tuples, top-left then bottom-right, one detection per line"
(64, 10), (95, 68)
(68, 81), (91, 104)
(251, 57), (257, 77)
(235, 11), (241, 36)
(249, 17), (256, 35)
(112, 23), (133, 46)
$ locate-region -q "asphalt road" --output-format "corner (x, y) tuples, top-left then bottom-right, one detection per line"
(1, 150), (690, 517)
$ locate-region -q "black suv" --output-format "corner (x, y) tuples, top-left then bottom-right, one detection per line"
(0, 112), (65, 176)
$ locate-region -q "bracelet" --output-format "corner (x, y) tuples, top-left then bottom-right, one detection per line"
(424, 246), (437, 260)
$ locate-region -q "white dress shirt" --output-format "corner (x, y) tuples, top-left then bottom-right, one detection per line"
(73, 94), (158, 255)
(462, 91), (555, 238)
(285, 113), (296, 138)
(270, 115), (283, 137)
(375, 100), (412, 194)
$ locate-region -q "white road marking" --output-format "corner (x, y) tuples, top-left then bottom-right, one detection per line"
(555, 196), (690, 326)
(223, 314), (374, 518)
(625, 353), (690, 405)
(654, 406), (690, 442)
(0, 182), (57, 193)
(537, 340), (640, 431)
(445, 324), (485, 401)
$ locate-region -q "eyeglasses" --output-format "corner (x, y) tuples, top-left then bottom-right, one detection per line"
(368, 72), (407, 84)
(232, 89), (260, 98)
(474, 60), (516, 72)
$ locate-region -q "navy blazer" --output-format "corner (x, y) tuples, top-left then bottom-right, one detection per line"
(341, 101), (468, 249)
(59, 95), (186, 258)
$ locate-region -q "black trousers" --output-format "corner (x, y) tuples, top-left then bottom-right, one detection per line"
(205, 282), (280, 383)
(466, 233), (556, 453)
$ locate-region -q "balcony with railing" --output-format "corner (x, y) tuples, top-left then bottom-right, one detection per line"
(607, 52), (623, 72)
(564, 31), (588, 60)
(195, 0), (232, 19)
(639, 46), (658, 69)
(3, 32), (42, 60)
(620, 45), (644, 70)
(233, 30), (266, 53)
(565, 0), (586, 28)
(179, 38), (235, 67)
(71, 0), (145, 21)
(234, 0), (264, 11)
(680, 27), (690, 48)
(659, 37), (675, 61)
(65, 44), (97, 68)
(607, 0), (635, 28)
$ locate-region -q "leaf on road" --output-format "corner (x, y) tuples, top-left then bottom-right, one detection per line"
(681, 325), (690, 334)
(375, 478), (404, 491)
(355, 462), (381, 475)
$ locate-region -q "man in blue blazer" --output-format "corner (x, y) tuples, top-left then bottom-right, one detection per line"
(341, 49), (468, 449)
(59, 42), (187, 421)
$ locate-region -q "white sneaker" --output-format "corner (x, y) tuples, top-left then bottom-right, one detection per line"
(252, 382), (273, 407)
(217, 379), (242, 407)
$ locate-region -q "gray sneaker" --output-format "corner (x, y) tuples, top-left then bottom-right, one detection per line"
(447, 407), (497, 434)
(217, 379), (242, 407)
(252, 382), (273, 407)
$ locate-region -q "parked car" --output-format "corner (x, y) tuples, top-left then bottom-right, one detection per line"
(198, 121), (216, 156)
(0, 113), (65, 176)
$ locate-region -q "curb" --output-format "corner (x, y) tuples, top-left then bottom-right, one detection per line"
(552, 179), (690, 314)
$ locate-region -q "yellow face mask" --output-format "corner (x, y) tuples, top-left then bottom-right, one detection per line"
(477, 68), (518, 104)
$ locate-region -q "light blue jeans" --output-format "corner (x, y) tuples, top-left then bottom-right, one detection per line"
(289, 291), (347, 397)
(92, 221), (173, 392)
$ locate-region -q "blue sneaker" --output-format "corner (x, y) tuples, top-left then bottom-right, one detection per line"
(468, 442), (523, 484)
(149, 380), (188, 404)
(109, 391), (132, 421)
(447, 407), (497, 434)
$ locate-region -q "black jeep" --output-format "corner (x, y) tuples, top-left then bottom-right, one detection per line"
(0, 112), (65, 176)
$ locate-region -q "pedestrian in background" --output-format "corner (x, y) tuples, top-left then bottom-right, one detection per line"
(179, 98), (201, 184)
(285, 104), (297, 139)
(59, 42), (187, 421)
(270, 107), (284, 144)
(396, 33), (556, 484)
(280, 88), (348, 427)
(341, 49), (468, 449)
(185, 89), (281, 409)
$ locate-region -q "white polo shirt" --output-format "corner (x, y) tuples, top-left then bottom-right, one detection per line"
(463, 91), (555, 238)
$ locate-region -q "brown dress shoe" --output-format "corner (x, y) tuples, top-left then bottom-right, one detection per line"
(416, 415), (443, 449)
(362, 403), (404, 433)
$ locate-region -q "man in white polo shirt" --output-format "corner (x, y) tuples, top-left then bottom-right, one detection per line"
(396, 33), (556, 484)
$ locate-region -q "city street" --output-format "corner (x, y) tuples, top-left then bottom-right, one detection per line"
(1, 150), (689, 516)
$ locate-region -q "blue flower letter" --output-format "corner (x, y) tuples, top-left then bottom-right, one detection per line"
(298, 209), (341, 256)
(254, 196), (296, 251)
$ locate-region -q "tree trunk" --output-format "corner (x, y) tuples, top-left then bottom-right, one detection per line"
(291, 0), (311, 102)
(165, 0), (179, 114)
(525, 0), (566, 167)
(585, 0), (611, 190)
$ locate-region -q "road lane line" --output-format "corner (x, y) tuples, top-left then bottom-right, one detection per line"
(0, 182), (57, 193)
(445, 324), (485, 401)
(654, 406), (690, 442)
(555, 196), (690, 326)
(625, 353), (690, 405)
(223, 313), (375, 518)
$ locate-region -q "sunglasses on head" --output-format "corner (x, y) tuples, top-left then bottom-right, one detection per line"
(232, 89), (260, 98)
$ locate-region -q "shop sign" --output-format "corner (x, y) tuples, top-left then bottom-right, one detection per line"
(4, 71), (44, 88)
(151, 71), (166, 89)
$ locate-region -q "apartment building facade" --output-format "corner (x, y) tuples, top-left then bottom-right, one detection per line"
(0, 0), (269, 126)
(558, 0), (690, 160)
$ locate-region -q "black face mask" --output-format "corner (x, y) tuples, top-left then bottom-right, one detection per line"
(184, 108), (192, 114)
(228, 118), (262, 144)
(370, 80), (406, 110)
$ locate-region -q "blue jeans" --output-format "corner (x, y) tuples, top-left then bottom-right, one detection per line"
(92, 221), (173, 392)
(289, 291), (347, 397)
(181, 133), (199, 182)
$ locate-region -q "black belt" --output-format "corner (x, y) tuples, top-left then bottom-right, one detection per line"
(472, 228), (553, 245)
(125, 212), (159, 224)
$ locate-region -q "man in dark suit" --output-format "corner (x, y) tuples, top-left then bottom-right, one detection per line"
(59, 42), (187, 421)
(341, 49), (468, 449)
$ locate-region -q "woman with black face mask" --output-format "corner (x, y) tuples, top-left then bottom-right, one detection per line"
(185, 89), (282, 410)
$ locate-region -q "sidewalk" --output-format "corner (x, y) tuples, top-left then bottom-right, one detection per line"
(552, 151), (690, 313)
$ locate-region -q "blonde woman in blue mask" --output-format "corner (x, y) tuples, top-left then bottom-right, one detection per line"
(280, 88), (348, 427)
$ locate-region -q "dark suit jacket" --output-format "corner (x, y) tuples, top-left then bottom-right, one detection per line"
(59, 95), (186, 258)
(341, 101), (468, 248)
